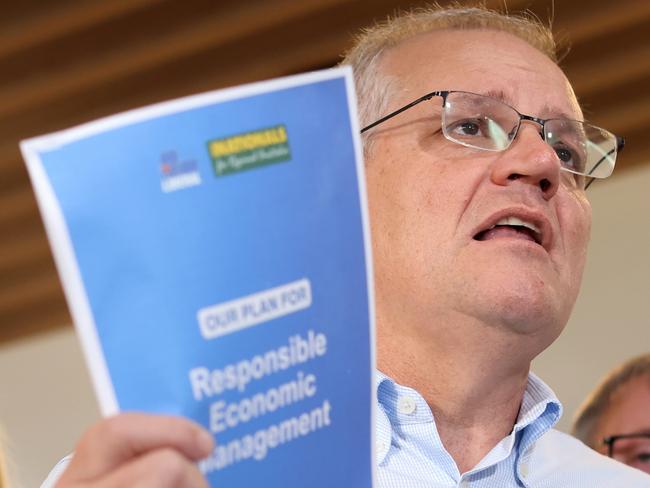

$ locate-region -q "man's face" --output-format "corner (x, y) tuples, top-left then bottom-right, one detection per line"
(365, 29), (591, 350)
(594, 375), (650, 474)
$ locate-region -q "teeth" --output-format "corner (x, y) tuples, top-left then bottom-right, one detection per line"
(492, 216), (540, 235)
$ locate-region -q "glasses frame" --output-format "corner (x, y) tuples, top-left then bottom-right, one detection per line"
(360, 90), (625, 188)
(603, 432), (650, 458)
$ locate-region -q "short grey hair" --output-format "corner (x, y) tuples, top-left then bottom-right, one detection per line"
(572, 353), (650, 448)
(340, 3), (561, 153)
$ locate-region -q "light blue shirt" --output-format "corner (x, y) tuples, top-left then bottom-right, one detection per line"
(42, 371), (650, 487)
(375, 371), (650, 487)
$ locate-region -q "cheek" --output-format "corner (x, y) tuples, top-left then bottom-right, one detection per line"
(366, 140), (437, 225)
(364, 146), (415, 270)
(569, 195), (592, 259)
(558, 192), (592, 283)
(364, 144), (457, 274)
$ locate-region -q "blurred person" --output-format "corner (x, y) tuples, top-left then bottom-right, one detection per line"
(573, 353), (650, 474)
(41, 4), (650, 487)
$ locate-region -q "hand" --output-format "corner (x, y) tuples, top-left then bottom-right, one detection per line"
(55, 413), (214, 487)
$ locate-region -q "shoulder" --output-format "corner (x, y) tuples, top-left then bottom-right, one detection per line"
(526, 429), (650, 487)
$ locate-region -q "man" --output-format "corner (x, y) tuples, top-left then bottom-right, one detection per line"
(44, 4), (650, 487)
(572, 354), (650, 475)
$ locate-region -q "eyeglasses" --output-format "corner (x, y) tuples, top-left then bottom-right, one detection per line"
(361, 90), (624, 189)
(603, 433), (650, 473)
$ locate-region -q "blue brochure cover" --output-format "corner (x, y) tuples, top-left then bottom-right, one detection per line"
(21, 67), (375, 487)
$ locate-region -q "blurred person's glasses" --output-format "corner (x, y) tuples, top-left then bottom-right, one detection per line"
(361, 90), (624, 190)
(603, 433), (650, 473)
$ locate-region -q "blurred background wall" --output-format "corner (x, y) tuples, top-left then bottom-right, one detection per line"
(0, 0), (649, 486)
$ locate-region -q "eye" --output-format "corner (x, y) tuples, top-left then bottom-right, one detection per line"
(448, 118), (490, 138)
(458, 121), (480, 136)
(555, 147), (574, 163)
(553, 143), (586, 174)
(444, 116), (514, 151)
(636, 452), (650, 463)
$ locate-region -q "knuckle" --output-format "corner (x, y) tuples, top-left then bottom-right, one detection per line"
(90, 415), (127, 442)
(76, 414), (138, 454)
(75, 418), (114, 452)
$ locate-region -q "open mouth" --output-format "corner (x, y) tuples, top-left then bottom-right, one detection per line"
(474, 216), (543, 246)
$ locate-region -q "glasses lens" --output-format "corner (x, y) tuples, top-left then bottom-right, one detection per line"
(609, 435), (650, 474)
(442, 92), (519, 151)
(545, 119), (617, 179)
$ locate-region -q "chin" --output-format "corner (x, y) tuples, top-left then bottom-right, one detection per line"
(497, 299), (567, 341)
(466, 275), (573, 343)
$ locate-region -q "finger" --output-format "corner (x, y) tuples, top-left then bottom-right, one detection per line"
(93, 448), (209, 488)
(65, 413), (213, 482)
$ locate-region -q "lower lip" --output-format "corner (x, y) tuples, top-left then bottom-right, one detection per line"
(473, 236), (547, 253)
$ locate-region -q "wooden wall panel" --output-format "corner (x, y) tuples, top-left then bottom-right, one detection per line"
(1, 0), (648, 342)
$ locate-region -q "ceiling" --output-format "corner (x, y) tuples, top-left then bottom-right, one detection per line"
(1, 0), (649, 343)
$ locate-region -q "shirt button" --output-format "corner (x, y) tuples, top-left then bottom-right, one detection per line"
(520, 463), (529, 477)
(397, 396), (417, 415)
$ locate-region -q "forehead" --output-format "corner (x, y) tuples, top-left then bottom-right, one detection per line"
(379, 29), (582, 120)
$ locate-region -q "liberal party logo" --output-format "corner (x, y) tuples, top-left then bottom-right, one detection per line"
(159, 150), (202, 193)
(207, 124), (291, 177)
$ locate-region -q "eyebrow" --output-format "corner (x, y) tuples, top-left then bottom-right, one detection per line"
(483, 89), (515, 106)
(608, 430), (650, 439)
(481, 88), (577, 120)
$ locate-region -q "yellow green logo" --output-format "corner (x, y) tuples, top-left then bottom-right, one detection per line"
(207, 125), (291, 176)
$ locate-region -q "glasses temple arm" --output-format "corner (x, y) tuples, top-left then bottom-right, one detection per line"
(616, 136), (625, 152)
(603, 436), (615, 457)
(360, 91), (442, 133)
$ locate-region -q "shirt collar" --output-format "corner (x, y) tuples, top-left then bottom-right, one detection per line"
(375, 372), (393, 463)
(374, 370), (563, 466)
(514, 372), (563, 465)
(518, 372), (562, 430)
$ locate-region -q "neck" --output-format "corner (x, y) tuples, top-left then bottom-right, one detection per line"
(377, 310), (534, 474)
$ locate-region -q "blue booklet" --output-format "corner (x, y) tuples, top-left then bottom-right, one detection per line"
(21, 67), (375, 487)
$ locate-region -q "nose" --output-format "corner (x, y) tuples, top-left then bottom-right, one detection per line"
(489, 124), (561, 200)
